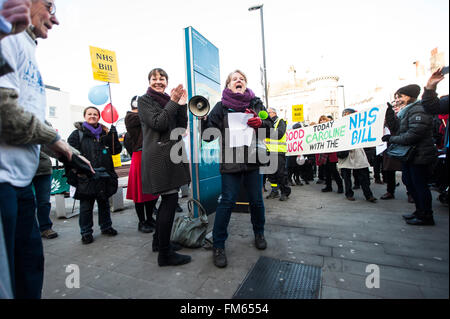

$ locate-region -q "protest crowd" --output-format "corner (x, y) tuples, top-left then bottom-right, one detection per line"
(0, 0), (448, 299)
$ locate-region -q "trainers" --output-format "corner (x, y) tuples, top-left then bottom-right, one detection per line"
(101, 227), (118, 236)
(81, 234), (94, 245)
(213, 247), (227, 268)
(266, 191), (280, 199)
(255, 234), (267, 250)
(41, 229), (58, 239)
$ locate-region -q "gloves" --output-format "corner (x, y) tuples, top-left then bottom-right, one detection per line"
(247, 117), (262, 129)
(109, 125), (117, 134)
(245, 108), (257, 117)
(381, 134), (391, 142)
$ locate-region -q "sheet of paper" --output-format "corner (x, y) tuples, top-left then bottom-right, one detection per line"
(228, 113), (254, 148)
(376, 127), (391, 155)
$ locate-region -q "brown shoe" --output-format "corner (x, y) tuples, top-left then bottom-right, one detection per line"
(346, 196), (356, 201)
(380, 193), (395, 200)
(407, 194), (415, 203)
(41, 229), (58, 239)
(366, 196), (377, 203)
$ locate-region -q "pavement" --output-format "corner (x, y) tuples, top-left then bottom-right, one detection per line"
(42, 174), (449, 299)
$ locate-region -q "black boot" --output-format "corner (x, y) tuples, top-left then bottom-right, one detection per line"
(406, 212), (435, 226)
(152, 239), (183, 252)
(138, 222), (153, 233)
(266, 191), (280, 199)
(402, 211), (418, 220)
(158, 250), (192, 266)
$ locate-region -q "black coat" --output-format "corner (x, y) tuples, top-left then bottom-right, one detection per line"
(138, 94), (191, 195)
(389, 101), (437, 165)
(201, 97), (273, 174)
(67, 122), (121, 178)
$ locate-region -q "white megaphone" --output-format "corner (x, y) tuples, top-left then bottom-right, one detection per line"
(188, 95), (210, 117)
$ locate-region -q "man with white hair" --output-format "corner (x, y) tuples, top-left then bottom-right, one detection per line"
(0, 0), (67, 299)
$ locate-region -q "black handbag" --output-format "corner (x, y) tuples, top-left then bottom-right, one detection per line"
(72, 168), (118, 200)
(386, 143), (416, 162)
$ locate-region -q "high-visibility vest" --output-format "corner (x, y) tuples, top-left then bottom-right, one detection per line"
(265, 118), (287, 153)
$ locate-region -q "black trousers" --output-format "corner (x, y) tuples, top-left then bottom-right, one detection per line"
(153, 193), (178, 254)
(288, 166), (301, 184)
(341, 168), (373, 199)
(324, 161), (343, 190)
(383, 170), (397, 195)
(373, 155), (383, 181)
(318, 165), (325, 180)
(268, 154), (291, 195)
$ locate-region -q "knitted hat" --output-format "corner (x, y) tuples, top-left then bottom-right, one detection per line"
(395, 84), (421, 99)
(342, 108), (356, 116)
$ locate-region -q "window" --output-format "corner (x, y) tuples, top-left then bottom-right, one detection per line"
(49, 106), (57, 118)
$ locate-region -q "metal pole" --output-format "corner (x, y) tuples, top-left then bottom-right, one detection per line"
(108, 82), (114, 154)
(342, 86), (346, 108)
(260, 6), (269, 108)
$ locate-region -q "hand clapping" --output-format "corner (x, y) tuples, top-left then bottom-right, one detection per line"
(170, 84), (187, 105)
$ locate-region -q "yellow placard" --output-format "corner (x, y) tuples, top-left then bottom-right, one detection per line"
(292, 105), (304, 122)
(112, 154), (122, 168)
(90, 46), (120, 83)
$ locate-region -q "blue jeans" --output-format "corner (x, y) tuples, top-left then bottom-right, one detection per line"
(213, 169), (265, 249)
(0, 183), (44, 299)
(402, 163), (433, 215)
(79, 197), (113, 236)
(0, 210), (13, 298)
(32, 174), (53, 232)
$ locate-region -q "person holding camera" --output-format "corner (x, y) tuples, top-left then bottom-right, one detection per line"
(67, 106), (122, 244)
(421, 66), (449, 203)
(382, 84), (437, 226)
(138, 68), (192, 267)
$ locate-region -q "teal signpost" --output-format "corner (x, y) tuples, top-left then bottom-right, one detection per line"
(184, 27), (222, 216)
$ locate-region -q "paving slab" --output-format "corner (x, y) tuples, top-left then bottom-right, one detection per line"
(41, 176), (448, 299)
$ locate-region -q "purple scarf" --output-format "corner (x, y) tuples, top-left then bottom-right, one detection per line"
(221, 88), (255, 112)
(82, 122), (103, 140)
(147, 87), (171, 108)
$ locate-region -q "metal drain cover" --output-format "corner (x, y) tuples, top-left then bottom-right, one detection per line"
(233, 256), (322, 299)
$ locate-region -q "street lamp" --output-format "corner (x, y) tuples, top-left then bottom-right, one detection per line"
(249, 4), (269, 108)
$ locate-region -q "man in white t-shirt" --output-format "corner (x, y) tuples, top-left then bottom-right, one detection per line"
(0, 0), (65, 299)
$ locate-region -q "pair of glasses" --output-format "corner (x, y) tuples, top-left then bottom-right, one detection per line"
(43, 0), (56, 15)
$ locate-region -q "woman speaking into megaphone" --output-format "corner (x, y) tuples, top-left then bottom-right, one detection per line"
(137, 68), (192, 267)
(200, 70), (274, 269)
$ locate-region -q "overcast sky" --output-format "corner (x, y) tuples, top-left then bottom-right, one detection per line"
(36, 0), (449, 118)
